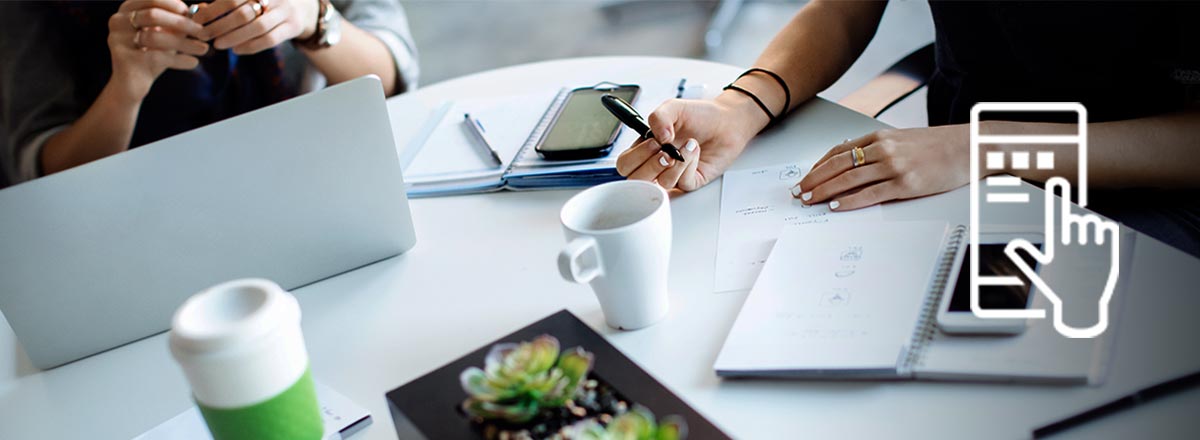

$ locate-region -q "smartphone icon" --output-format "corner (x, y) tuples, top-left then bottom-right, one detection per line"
(969, 103), (1087, 319)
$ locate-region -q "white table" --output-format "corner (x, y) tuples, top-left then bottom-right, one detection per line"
(2, 57), (1199, 439)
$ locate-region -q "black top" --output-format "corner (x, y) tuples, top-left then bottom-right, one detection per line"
(927, 1), (1200, 125)
(926, 1), (1200, 259)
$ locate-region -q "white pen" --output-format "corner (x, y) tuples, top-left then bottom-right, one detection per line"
(463, 113), (504, 167)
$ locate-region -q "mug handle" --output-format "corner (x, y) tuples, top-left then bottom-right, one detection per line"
(558, 236), (604, 284)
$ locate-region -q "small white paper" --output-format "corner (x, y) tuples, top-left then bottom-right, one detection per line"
(715, 162), (883, 292)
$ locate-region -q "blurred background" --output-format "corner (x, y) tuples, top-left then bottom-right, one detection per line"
(403, 0), (934, 127)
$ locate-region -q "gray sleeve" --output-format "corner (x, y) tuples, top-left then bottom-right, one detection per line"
(333, 0), (420, 92)
(0, 3), (84, 185)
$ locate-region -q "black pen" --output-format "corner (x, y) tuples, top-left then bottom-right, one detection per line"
(600, 94), (685, 161)
(1032, 369), (1200, 438)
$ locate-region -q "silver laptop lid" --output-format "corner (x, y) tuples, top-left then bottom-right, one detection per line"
(0, 76), (416, 369)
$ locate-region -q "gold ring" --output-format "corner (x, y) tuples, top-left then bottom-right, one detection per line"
(250, 1), (263, 16)
(129, 10), (139, 29)
(258, 0), (270, 12)
(851, 146), (866, 168)
(133, 28), (145, 50)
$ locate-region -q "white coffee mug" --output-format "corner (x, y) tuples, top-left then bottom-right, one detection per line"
(558, 180), (671, 330)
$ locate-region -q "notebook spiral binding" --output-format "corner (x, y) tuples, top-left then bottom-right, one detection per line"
(900, 224), (967, 375)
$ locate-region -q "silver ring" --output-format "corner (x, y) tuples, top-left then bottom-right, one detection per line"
(258, 0), (270, 11)
(187, 4), (200, 17)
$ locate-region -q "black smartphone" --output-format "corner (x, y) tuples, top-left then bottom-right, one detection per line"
(536, 84), (640, 161)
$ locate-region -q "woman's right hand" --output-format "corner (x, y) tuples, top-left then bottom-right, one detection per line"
(108, 0), (209, 102)
(616, 91), (770, 193)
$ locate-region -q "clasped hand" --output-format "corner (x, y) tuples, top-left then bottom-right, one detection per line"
(109, 0), (318, 100)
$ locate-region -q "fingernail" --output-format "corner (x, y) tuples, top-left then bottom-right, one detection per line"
(830, 200), (840, 210)
(801, 191), (812, 201)
(684, 139), (698, 152)
(790, 184), (802, 198)
(659, 155), (670, 167)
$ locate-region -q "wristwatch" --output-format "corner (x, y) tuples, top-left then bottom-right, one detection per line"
(294, 0), (342, 50)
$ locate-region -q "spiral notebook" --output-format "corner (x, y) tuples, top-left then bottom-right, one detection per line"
(398, 78), (693, 197)
(714, 221), (1122, 384)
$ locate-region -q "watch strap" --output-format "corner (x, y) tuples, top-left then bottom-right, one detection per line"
(294, 0), (333, 50)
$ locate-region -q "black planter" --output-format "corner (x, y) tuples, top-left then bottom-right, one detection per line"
(385, 310), (730, 439)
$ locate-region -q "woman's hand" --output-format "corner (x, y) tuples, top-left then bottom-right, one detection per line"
(192, 0), (320, 55)
(108, 0), (208, 102)
(616, 92), (769, 193)
(795, 125), (971, 211)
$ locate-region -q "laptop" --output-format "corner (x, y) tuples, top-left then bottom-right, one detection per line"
(0, 76), (417, 369)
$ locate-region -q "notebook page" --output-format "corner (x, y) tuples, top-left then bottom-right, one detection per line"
(715, 162), (882, 293)
(715, 221), (950, 377)
(405, 92), (556, 181)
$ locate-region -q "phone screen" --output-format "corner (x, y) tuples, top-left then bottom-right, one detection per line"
(948, 243), (1041, 312)
(539, 86), (639, 153)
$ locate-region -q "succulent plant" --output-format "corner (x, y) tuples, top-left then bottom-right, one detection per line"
(461, 335), (595, 424)
(572, 406), (687, 440)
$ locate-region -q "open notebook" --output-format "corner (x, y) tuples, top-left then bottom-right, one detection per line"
(715, 221), (1131, 384)
(398, 79), (691, 197)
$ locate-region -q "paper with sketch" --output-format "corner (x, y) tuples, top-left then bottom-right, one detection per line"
(714, 221), (950, 376)
(715, 162), (883, 292)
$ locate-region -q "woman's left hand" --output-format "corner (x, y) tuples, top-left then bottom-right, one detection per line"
(191, 0), (319, 55)
(794, 125), (971, 211)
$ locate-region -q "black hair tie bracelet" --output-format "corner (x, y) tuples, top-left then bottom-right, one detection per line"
(722, 83), (777, 127)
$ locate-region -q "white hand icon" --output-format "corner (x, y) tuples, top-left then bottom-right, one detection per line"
(1004, 177), (1120, 338)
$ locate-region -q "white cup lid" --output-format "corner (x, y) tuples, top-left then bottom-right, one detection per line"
(169, 278), (299, 355)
